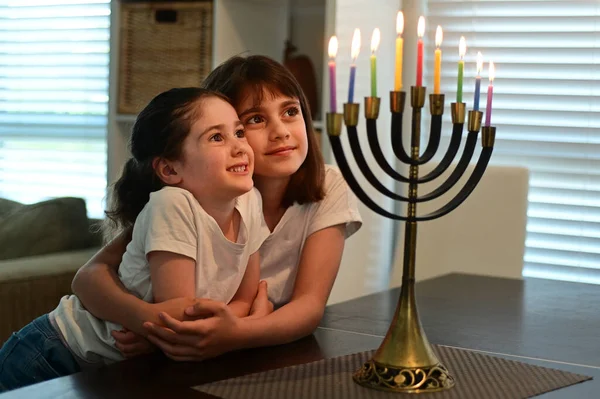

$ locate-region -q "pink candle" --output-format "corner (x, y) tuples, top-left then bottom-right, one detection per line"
(416, 16), (425, 86)
(485, 61), (495, 126)
(327, 36), (338, 113)
(328, 60), (336, 113)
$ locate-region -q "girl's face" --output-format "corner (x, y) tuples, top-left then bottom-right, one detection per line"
(173, 97), (254, 203)
(236, 88), (308, 180)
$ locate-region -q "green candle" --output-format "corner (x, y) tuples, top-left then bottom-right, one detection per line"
(457, 60), (464, 102)
(457, 36), (466, 103)
(370, 54), (377, 97)
(370, 28), (380, 97)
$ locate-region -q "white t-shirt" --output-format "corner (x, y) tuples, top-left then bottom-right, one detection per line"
(260, 165), (362, 307)
(51, 186), (269, 365)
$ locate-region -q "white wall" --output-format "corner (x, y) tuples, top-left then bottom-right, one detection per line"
(213, 0), (289, 65)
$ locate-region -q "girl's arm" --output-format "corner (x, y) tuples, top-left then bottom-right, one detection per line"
(71, 231), (195, 335)
(71, 229), (154, 332)
(143, 224), (345, 360)
(227, 251), (260, 317)
(237, 226), (344, 345)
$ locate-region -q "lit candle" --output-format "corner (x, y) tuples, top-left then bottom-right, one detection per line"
(394, 12), (404, 91)
(457, 36), (466, 103)
(416, 16), (425, 86)
(473, 51), (483, 111)
(485, 61), (495, 126)
(328, 36), (338, 113)
(348, 29), (361, 103)
(370, 28), (380, 97)
(434, 26), (443, 94)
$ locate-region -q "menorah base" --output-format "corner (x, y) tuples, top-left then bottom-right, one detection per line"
(353, 359), (456, 393)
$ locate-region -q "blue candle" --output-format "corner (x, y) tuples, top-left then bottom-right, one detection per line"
(348, 64), (356, 103)
(348, 29), (361, 104)
(474, 77), (481, 111)
(473, 52), (483, 111)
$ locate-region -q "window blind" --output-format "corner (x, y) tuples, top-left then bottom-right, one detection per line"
(425, 0), (600, 284)
(0, 0), (110, 218)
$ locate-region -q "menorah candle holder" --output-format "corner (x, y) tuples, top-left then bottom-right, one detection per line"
(326, 86), (495, 393)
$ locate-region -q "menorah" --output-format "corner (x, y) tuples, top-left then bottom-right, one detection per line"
(326, 86), (496, 393)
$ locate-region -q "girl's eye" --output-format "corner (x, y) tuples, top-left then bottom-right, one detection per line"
(235, 129), (245, 138)
(246, 115), (264, 124)
(285, 107), (300, 117)
(209, 133), (223, 142)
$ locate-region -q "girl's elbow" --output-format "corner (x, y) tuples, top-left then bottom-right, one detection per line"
(306, 308), (325, 333)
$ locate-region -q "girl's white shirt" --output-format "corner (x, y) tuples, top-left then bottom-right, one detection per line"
(51, 186), (269, 365)
(259, 165), (362, 307)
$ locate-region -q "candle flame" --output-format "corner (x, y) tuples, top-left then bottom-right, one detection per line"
(417, 16), (425, 38)
(459, 36), (466, 59)
(328, 36), (338, 59)
(396, 11), (404, 35)
(435, 26), (443, 48)
(489, 61), (495, 83)
(351, 29), (361, 60)
(371, 28), (380, 53)
(476, 51), (483, 74)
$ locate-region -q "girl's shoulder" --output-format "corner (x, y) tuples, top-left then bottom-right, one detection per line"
(321, 164), (356, 202)
(143, 187), (199, 216)
(323, 164), (345, 189)
(303, 164), (362, 237)
(149, 186), (195, 202)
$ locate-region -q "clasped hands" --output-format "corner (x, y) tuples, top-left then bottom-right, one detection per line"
(112, 280), (273, 361)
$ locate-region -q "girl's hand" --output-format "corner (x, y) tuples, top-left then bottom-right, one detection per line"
(249, 280), (274, 318)
(143, 299), (243, 362)
(111, 328), (156, 358)
(150, 296), (202, 323)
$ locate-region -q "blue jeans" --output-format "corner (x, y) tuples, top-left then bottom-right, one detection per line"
(0, 314), (81, 392)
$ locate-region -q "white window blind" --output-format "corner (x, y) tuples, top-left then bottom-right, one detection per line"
(0, 0), (110, 218)
(426, 0), (600, 284)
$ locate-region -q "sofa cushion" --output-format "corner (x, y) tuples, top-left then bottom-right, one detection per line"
(0, 198), (23, 218)
(0, 197), (93, 260)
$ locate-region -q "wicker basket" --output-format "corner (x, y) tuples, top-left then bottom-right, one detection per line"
(118, 1), (214, 114)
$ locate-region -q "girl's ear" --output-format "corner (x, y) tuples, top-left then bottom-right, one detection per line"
(152, 157), (182, 185)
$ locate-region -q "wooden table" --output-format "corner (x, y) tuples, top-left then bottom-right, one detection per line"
(1, 273), (598, 398)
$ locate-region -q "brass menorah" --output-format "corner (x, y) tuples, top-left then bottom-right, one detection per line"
(326, 86), (496, 393)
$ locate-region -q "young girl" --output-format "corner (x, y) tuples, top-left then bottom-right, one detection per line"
(0, 88), (269, 391)
(70, 55), (362, 361)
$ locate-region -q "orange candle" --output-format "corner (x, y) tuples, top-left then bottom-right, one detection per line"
(434, 26), (443, 94)
(394, 12), (404, 91)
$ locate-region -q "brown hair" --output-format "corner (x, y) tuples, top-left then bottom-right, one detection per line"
(105, 87), (229, 233)
(202, 55), (325, 207)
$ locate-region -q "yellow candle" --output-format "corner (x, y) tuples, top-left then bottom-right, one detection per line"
(394, 11), (404, 91)
(434, 26), (443, 94)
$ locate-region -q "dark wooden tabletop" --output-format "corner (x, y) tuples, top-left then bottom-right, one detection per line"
(1, 273), (598, 398)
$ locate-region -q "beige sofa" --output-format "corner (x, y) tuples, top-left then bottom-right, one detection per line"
(0, 197), (103, 345)
(0, 247), (101, 345)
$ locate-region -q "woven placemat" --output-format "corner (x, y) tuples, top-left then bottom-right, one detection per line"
(194, 345), (592, 398)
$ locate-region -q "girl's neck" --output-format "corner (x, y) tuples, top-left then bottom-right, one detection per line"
(254, 175), (291, 231)
(198, 198), (239, 242)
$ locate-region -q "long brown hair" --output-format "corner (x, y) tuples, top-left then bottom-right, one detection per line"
(202, 55), (325, 207)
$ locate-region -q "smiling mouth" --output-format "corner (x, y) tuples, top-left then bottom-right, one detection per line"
(227, 164), (249, 172)
(266, 146), (296, 155)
